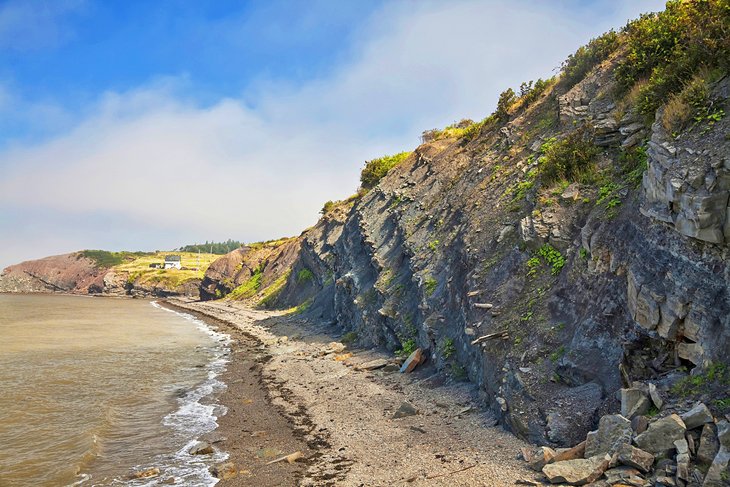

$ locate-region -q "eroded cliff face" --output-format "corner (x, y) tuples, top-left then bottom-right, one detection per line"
(0, 253), (106, 293)
(244, 54), (730, 446)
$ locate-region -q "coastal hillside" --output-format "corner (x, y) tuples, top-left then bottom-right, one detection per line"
(201, 0), (730, 450)
(0, 250), (219, 297)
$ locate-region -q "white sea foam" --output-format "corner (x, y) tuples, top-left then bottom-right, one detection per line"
(113, 302), (233, 487)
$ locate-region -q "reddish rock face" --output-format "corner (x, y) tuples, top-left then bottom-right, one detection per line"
(0, 252), (105, 293)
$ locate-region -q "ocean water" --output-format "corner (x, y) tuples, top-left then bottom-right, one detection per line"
(0, 294), (230, 486)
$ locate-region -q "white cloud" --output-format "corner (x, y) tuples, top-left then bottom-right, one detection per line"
(0, 0), (666, 267)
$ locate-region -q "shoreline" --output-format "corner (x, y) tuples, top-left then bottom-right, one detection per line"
(166, 298), (534, 486)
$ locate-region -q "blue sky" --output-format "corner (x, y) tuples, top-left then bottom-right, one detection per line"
(0, 0), (666, 268)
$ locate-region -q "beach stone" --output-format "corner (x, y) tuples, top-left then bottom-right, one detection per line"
(656, 475), (678, 486)
(399, 348), (423, 373)
(527, 446), (556, 471)
(211, 462), (237, 480)
(681, 402), (713, 430)
(621, 388), (650, 419)
(189, 441), (214, 455)
(392, 401), (418, 419)
(542, 454), (610, 485)
(634, 414), (686, 455)
(616, 443), (655, 473)
(357, 358), (388, 370)
(698, 423), (720, 465)
(585, 414), (632, 458)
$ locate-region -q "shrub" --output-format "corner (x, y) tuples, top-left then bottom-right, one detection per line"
(297, 268), (314, 284)
(538, 130), (599, 185)
(560, 30), (619, 88)
(495, 88), (517, 121)
(424, 276), (438, 296)
(360, 151), (412, 190)
(396, 338), (417, 357)
(441, 338), (456, 359)
(227, 267), (263, 300)
(537, 244), (566, 275)
(615, 0), (730, 115)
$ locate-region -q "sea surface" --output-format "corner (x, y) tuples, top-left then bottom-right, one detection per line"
(0, 294), (230, 486)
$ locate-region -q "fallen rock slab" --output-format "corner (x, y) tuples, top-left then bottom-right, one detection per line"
(697, 423), (720, 465)
(585, 414), (632, 457)
(527, 446), (556, 471)
(616, 443), (655, 473)
(680, 402), (713, 430)
(399, 348), (423, 373)
(634, 414), (686, 455)
(542, 454), (610, 485)
(621, 388), (650, 419)
(357, 358), (388, 370)
(553, 441), (586, 463)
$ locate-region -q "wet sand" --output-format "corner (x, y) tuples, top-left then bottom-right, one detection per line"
(166, 298), (534, 487)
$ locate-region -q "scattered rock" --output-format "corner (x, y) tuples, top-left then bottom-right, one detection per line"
(189, 441), (214, 455)
(527, 446), (556, 471)
(392, 401), (419, 419)
(697, 423), (720, 465)
(400, 348), (424, 373)
(585, 414), (632, 457)
(648, 383), (663, 410)
(542, 454), (610, 485)
(211, 462), (237, 480)
(704, 420), (730, 486)
(382, 363), (400, 373)
(553, 441), (586, 463)
(621, 388), (650, 419)
(631, 416), (649, 434)
(357, 358), (388, 370)
(634, 414), (686, 455)
(655, 475), (677, 486)
(674, 438), (690, 481)
(603, 465), (643, 485)
(616, 443), (655, 473)
(680, 402), (713, 430)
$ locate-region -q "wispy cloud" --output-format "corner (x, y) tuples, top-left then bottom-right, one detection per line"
(0, 0), (666, 267)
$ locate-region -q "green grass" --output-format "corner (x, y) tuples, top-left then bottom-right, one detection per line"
(296, 268), (314, 284)
(258, 270), (291, 307)
(538, 131), (600, 185)
(424, 276), (438, 296)
(227, 267), (263, 300)
(341, 331), (359, 345)
(550, 346), (566, 363)
(537, 244), (566, 275)
(112, 251), (220, 289)
(671, 362), (730, 397)
(441, 338), (456, 359)
(80, 250), (152, 268)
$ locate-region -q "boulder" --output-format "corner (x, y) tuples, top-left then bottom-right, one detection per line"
(542, 454), (610, 485)
(681, 402), (713, 430)
(603, 466), (644, 485)
(585, 414), (632, 458)
(399, 348), (423, 373)
(698, 423), (720, 465)
(621, 388), (650, 419)
(631, 415), (649, 434)
(527, 446), (556, 471)
(616, 443), (655, 473)
(634, 414), (686, 455)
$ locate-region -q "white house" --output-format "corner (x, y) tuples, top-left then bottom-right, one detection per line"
(164, 255), (182, 269)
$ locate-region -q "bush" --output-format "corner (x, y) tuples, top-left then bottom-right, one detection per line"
(615, 0), (730, 115)
(297, 268), (314, 284)
(538, 129), (599, 185)
(495, 88), (517, 121)
(560, 30), (619, 88)
(360, 151), (412, 190)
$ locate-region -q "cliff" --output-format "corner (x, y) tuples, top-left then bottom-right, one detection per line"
(202, 0), (730, 448)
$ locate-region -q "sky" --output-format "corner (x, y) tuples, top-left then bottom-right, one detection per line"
(0, 0), (666, 268)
